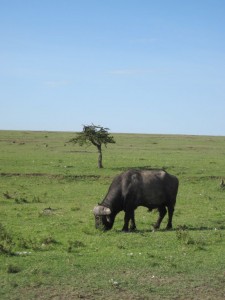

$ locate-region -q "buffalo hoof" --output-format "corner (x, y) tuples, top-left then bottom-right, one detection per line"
(153, 225), (160, 230)
(129, 226), (137, 232)
(165, 226), (172, 231)
(166, 224), (172, 230)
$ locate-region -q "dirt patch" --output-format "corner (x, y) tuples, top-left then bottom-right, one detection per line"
(11, 285), (150, 300)
(137, 272), (225, 300)
(5, 271), (225, 300)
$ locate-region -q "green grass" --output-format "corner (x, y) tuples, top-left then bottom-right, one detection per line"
(0, 130), (225, 299)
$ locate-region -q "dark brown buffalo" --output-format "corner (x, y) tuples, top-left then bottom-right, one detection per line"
(93, 169), (179, 231)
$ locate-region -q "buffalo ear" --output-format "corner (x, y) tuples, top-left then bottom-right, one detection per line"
(93, 205), (111, 216)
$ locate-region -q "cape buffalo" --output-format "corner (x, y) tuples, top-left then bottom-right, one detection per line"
(93, 169), (179, 231)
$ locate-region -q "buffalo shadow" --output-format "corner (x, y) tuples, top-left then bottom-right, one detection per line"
(113, 224), (225, 234)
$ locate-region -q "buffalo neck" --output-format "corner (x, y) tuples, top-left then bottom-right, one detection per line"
(101, 196), (123, 215)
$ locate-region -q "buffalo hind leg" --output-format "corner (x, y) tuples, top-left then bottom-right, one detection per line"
(154, 206), (167, 230)
(166, 205), (174, 229)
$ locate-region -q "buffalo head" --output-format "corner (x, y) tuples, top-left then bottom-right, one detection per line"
(93, 205), (114, 230)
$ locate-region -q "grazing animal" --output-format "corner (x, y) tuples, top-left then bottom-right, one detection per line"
(93, 169), (179, 231)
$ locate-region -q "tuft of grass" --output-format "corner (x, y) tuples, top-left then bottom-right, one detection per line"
(176, 228), (194, 245)
(7, 264), (21, 274)
(15, 197), (29, 204)
(41, 236), (58, 246)
(17, 235), (59, 251)
(0, 244), (13, 256)
(67, 240), (85, 253)
(0, 223), (15, 255)
(0, 223), (13, 243)
(3, 191), (13, 199)
(176, 227), (209, 252)
(32, 196), (42, 203)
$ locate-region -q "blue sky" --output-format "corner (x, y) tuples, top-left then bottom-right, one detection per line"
(1, 1), (225, 135)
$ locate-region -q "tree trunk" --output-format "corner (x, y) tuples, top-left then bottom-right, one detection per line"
(97, 145), (103, 168)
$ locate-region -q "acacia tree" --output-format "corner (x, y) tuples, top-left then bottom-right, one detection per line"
(69, 124), (115, 168)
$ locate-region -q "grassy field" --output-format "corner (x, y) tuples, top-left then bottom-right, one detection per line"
(0, 130), (225, 299)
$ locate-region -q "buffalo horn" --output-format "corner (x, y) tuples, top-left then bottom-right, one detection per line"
(93, 205), (111, 216)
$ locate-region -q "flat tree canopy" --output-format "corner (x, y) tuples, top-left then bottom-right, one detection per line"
(69, 124), (115, 168)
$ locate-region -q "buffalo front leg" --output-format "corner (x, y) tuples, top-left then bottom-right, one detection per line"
(129, 210), (136, 231)
(154, 206), (167, 229)
(122, 210), (136, 232)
